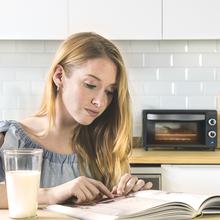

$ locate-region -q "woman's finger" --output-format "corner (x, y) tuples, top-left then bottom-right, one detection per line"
(117, 174), (132, 195)
(80, 183), (95, 202)
(124, 176), (138, 195)
(132, 179), (145, 192)
(84, 180), (101, 198)
(143, 181), (153, 190)
(88, 178), (113, 198)
(74, 188), (87, 204)
(111, 185), (118, 194)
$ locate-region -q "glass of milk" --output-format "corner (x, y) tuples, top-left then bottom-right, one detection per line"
(3, 148), (43, 219)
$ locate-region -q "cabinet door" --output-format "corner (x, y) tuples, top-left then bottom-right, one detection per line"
(163, 0), (220, 39)
(0, 0), (67, 40)
(131, 166), (162, 190)
(68, 0), (161, 40)
(162, 165), (220, 194)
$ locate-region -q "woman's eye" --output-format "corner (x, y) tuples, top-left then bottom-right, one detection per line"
(84, 83), (96, 89)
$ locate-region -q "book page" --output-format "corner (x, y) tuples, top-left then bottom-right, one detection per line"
(47, 192), (195, 220)
(134, 190), (214, 211)
(46, 190), (219, 220)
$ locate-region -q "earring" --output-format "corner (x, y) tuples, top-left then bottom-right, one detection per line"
(57, 86), (59, 92)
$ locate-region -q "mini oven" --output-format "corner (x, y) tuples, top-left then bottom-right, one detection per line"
(142, 109), (217, 150)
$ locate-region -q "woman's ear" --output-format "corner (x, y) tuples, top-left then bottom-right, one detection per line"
(53, 64), (64, 90)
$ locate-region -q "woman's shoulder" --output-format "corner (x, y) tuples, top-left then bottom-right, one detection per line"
(19, 116), (47, 134)
(0, 117), (46, 150)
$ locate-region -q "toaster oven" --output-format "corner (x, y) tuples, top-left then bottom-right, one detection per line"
(142, 109), (217, 150)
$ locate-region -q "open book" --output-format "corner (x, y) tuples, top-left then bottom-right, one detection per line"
(46, 190), (220, 220)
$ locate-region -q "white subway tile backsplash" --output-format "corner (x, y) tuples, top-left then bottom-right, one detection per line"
(28, 53), (53, 67)
(188, 40), (217, 52)
(187, 68), (215, 81)
(122, 53), (143, 67)
(140, 96), (160, 109)
(3, 82), (31, 96)
(202, 54), (220, 67)
(44, 40), (61, 52)
(0, 68), (16, 80)
(0, 82), (2, 95)
(159, 41), (187, 52)
(132, 107), (142, 125)
(143, 82), (172, 95)
(174, 82), (202, 96)
(160, 96), (186, 109)
(130, 41), (159, 52)
(144, 53), (171, 67)
(158, 68), (185, 81)
(15, 68), (46, 81)
(203, 82), (220, 95)
(0, 41), (15, 52)
(128, 68), (157, 81)
(216, 40), (220, 52)
(31, 82), (45, 96)
(2, 109), (33, 120)
(0, 39), (219, 135)
(15, 41), (44, 53)
(215, 68), (220, 80)
(188, 96), (217, 109)
(133, 124), (142, 137)
(0, 96), (18, 109)
(0, 53), (29, 67)
(173, 54), (200, 67)
(17, 95), (41, 110)
(129, 81), (145, 96)
(112, 41), (131, 52)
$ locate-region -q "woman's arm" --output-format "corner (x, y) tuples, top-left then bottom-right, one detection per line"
(0, 182), (8, 208)
(38, 176), (113, 205)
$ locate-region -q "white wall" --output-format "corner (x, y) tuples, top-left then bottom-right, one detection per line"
(0, 40), (220, 136)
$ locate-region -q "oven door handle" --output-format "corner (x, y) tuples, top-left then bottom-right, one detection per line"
(147, 114), (205, 121)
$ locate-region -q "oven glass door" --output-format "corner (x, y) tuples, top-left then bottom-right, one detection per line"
(147, 114), (205, 145)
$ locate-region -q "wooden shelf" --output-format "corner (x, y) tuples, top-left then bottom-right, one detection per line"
(129, 148), (220, 164)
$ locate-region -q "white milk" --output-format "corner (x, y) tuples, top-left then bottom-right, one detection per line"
(6, 170), (41, 218)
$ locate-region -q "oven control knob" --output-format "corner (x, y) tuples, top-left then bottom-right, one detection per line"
(208, 131), (216, 138)
(208, 118), (216, 126)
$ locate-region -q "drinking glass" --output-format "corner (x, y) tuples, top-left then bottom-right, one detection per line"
(3, 148), (43, 219)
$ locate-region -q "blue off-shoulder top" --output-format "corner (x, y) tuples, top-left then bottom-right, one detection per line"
(0, 120), (91, 187)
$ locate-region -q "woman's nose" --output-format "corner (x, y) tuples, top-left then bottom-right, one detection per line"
(91, 94), (106, 108)
(91, 98), (100, 107)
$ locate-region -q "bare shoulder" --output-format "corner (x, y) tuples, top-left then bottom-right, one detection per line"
(19, 116), (47, 133)
(0, 132), (5, 147)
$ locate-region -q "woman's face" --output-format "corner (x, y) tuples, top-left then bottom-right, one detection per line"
(61, 57), (117, 125)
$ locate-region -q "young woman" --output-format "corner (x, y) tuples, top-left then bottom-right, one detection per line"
(0, 32), (152, 208)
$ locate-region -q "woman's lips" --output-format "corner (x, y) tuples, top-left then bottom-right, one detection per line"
(85, 108), (99, 117)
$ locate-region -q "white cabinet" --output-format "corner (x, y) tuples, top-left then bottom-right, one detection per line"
(0, 0), (68, 40)
(68, 0), (162, 40)
(131, 165), (162, 190)
(163, 0), (220, 39)
(2, 0), (220, 40)
(162, 165), (220, 194)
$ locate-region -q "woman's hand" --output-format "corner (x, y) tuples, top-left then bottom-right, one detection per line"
(111, 173), (153, 196)
(39, 176), (113, 205)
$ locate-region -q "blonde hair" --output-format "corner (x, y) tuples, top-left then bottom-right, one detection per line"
(36, 32), (132, 188)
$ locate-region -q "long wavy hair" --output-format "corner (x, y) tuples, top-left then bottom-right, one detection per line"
(36, 32), (132, 188)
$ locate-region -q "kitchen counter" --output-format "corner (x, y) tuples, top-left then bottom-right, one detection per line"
(1, 209), (220, 220)
(0, 209), (76, 220)
(129, 148), (220, 164)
